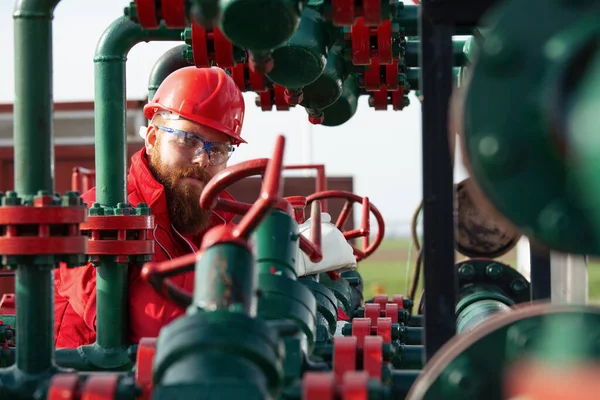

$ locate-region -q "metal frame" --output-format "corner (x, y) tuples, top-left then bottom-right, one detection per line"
(418, 0), (513, 361)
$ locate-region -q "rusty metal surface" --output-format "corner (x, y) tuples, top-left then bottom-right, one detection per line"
(456, 178), (521, 258)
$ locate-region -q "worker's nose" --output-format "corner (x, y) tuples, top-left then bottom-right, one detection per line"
(192, 151), (210, 168)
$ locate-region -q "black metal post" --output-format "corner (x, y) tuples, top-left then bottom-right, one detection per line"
(419, 4), (457, 362)
(529, 243), (552, 300)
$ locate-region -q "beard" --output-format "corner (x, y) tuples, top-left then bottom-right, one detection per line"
(148, 138), (214, 235)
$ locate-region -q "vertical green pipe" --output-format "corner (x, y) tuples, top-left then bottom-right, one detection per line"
(15, 266), (54, 373)
(92, 16), (183, 351)
(13, 0), (60, 197)
(95, 261), (128, 348)
(13, 0), (61, 375)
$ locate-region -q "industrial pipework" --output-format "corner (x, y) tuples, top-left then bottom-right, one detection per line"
(2, 0), (600, 399)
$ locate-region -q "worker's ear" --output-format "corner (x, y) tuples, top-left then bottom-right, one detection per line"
(145, 125), (158, 156)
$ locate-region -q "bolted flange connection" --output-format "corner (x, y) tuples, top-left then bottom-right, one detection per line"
(81, 202), (154, 264)
(0, 190), (88, 268)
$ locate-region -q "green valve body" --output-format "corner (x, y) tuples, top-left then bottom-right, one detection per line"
(321, 74), (360, 127)
(462, 0), (600, 254)
(409, 306), (600, 400)
(152, 311), (284, 400)
(300, 45), (347, 113)
(299, 277), (338, 343)
(219, 0), (303, 51)
(253, 209), (317, 384)
(266, 8), (328, 90)
(193, 242), (257, 314)
(152, 240), (284, 399)
(253, 209), (299, 278)
(318, 272), (356, 317)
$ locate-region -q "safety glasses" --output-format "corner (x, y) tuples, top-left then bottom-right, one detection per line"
(156, 125), (235, 166)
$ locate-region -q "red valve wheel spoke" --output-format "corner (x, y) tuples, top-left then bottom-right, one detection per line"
(335, 200), (353, 230)
(306, 190), (384, 262)
(141, 252), (198, 309)
(200, 159), (269, 213)
(343, 197), (370, 241)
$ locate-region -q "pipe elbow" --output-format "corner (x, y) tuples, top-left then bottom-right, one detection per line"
(94, 16), (184, 62)
(94, 16), (145, 62)
(148, 44), (190, 100)
(13, 0), (61, 18)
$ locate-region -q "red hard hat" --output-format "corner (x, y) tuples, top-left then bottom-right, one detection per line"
(144, 66), (247, 145)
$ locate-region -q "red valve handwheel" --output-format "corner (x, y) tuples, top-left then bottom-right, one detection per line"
(200, 159), (323, 263)
(142, 136), (287, 308)
(305, 190), (385, 261)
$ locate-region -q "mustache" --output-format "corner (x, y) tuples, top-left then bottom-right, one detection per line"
(174, 166), (213, 183)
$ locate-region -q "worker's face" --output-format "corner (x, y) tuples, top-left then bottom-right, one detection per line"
(145, 117), (233, 234)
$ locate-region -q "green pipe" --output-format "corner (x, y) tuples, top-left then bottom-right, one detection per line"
(95, 260), (129, 349)
(148, 44), (190, 102)
(12, 0), (60, 378)
(569, 50), (600, 249)
(94, 15), (182, 208)
(56, 16), (183, 371)
(16, 265), (54, 374)
(13, 0), (60, 198)
(93, 15), (182, 351)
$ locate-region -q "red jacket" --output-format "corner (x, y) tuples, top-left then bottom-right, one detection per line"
(54, 148), (236, 348)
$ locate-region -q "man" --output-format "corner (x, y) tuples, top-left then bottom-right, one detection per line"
(54, 66), (356, 348)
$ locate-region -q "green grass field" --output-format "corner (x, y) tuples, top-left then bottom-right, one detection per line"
(357, 238), (600, 303)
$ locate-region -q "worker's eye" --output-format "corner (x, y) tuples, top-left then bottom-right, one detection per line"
(209, 145), (228, 156)
(177, 134), (200, 147)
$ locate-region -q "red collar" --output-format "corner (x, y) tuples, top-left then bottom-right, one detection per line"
(127, 148), (237, 229)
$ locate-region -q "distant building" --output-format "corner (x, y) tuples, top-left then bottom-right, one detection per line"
(0, 100), (147, 192)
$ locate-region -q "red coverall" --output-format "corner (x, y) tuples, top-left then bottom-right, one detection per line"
(53, 148), (236, 348)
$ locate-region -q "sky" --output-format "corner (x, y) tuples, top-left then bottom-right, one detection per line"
(0, 0), (470, 236)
